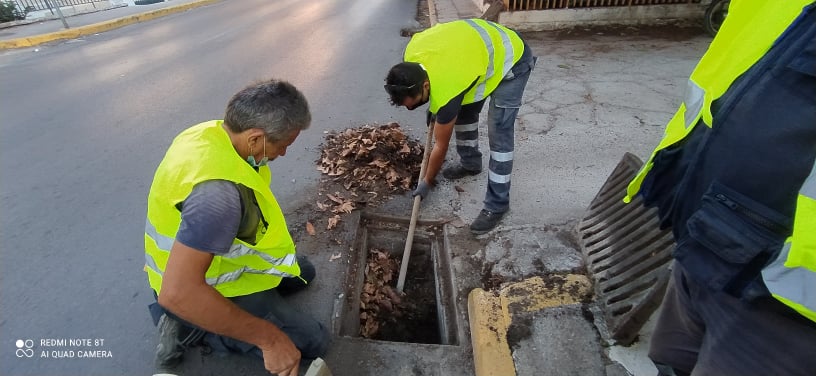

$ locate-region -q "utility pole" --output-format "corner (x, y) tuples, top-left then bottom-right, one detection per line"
(44, 0), (70, 29)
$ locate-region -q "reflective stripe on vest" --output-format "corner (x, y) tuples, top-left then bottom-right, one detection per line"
(465, 19), (493, 102)
(404, 19), (524, 113)
(762, 162), (816, 322)
(624, 0), (813, 203)
(144, 219), (298, 286)
(463, 19), (517, 103)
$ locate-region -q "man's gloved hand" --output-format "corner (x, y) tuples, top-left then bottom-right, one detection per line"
(412, 180), (432, 200)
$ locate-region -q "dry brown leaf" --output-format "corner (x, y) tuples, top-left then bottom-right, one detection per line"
(384, 286), (403, 305)
(398, 143), (411, 154)
(386, 169), (400, 183)
(379, 299), (393, 312)
(306, 221), (316, 236)
(327, 215), (341, 230)
(363, 319), (378, 338)
(369, 159), (389, 168)
(332, 201), (355, 214)
(382, 269), (393, 283)
(326, 193), (344, 204)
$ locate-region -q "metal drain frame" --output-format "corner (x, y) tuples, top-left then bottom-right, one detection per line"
(334, 211), (462, 346)
(578, 152), (674, 346)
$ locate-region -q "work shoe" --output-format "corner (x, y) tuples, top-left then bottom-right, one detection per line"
(470, 209), (505, 235)
(442, 165), (481, 180)
(155, 314), (184, 368)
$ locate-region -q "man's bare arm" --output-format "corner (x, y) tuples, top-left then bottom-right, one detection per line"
(158, 241), (300, 376)
(424, 116), (457, 184)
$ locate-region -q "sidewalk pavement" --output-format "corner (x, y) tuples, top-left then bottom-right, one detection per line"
(0, 0), (217, 49)
(0, 1), (711, 375)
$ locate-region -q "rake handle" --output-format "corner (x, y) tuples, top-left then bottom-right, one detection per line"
(396, 122), (435, 293)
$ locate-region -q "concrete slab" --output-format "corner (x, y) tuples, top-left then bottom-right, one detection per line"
(483, 224), (584, 280)
(429, 0), (481, 23)
(499, 4), (704, 32)
(510, 305), (606, 376)
(326, 336), (473, 376)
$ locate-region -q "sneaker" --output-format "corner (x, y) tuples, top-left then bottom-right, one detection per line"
(470, 209), (505, 235)
(155, 314), (184, 368)
(442, 165), (481, 180)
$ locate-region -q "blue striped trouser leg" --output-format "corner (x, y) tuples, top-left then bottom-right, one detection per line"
(484, 53), (533, 213)
(484, 106), (515, 213)
(454, 122), (483, 171)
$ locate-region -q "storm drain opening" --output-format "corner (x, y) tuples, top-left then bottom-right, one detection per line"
(335, 212), (460, 346)
(578, 152), (674, 345)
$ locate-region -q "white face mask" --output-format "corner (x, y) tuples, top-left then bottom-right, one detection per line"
(246, 138), (268, 167)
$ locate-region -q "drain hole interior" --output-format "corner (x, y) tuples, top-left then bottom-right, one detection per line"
(360, 239), (440, 344)
(336, 213), (460, 346)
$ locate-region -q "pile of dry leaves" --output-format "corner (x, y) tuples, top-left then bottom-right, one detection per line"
(317, 123), (423, 205)
(359, 248), (404, 338)
(310, 123), (424, 232)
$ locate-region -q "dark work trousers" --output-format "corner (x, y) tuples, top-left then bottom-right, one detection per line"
(649, 264), (816, 376)
(150, 255), (329, 360)
(453, 45), (536, 213)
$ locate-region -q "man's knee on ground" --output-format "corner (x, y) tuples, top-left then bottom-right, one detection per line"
(301, 321), (330, 360)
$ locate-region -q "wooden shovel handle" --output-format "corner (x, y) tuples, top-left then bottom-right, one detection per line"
(396, 123), (435, 293)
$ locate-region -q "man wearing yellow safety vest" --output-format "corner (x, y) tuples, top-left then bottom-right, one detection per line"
(384, 19), (536, 234)
(624, 1), (816, 374)
(144, 79), (328, 376)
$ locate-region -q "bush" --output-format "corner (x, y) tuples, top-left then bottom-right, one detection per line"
(0, 1), (29, 23)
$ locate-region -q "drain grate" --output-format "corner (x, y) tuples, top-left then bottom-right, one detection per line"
(578, 152), (674, 346)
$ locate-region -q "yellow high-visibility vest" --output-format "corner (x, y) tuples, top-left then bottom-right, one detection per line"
(144, 121), (300, 298)
(404, 19), (524, 113)
(625, 0), (816, 322)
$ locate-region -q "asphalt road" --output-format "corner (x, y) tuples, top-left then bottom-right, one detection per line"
(0, 1), (423, 374)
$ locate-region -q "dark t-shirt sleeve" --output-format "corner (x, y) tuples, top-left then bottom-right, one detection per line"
(175, 180), (241, 255)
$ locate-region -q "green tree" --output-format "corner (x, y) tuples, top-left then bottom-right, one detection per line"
(0, 1), (29, 23)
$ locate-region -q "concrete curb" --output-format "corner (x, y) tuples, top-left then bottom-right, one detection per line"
(428, 0), (439, 26)
(468, 275), (593, 376)
(468, 288), (516, 376)
(0, 0), (221, 50)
